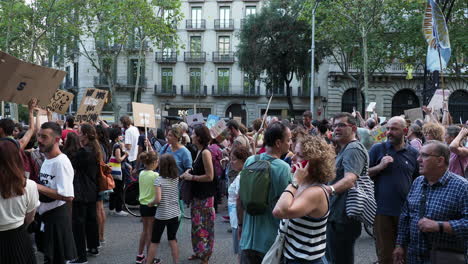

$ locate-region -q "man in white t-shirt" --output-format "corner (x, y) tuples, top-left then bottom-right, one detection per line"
(36, 122), (77, 264)
(120, 115), (139, 164)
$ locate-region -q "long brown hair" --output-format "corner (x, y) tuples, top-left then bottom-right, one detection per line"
(80, 123), (103, 163)
(159, 154), (178, 179)
(0, 139), (25, 199)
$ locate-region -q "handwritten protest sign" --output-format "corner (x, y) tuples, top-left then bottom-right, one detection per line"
(75, 88), (108, 123)
(0, 51), (66, 107)
(46, 90), (74, 115)
(206, 115), (220, 129)
(186, 113), (204, 127)
(404, 108), (424, 122)
(428, 89), (451, 112)
(210, 119), (227, 139)
(366, 102), (376, 112)
(371, 126), (387, 143)
(132, 102), (156, 128)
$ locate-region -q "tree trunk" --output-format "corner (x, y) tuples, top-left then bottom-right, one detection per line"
(133, 39), (144, 102)
(285, 80), (294, 118)
(107, 76), (121, 122)
(356, 78), (363, 114)
(361, 26), (369, 110)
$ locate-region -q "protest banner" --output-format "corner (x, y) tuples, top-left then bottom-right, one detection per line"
(0, 51), (66, 107)
(46, 90), (74, 115)
(186, 113), (204, 127)
(428, 89), (451, 112)
(404, 108), (424, 122)
(371, 126), (387, 143)
(366, 102), (376, 112)
(210, 119), (227, 139)
(75, 88), (108, 123)
(132, 102), (156, 128)
(206, 114), (220, 129)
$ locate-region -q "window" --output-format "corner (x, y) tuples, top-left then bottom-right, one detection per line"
(218, 36), (230, 54)
(189, 68), (202, 93)
(217, 68), (230, 94)
(245, 6), (256, 16)
(243, 73), (255, 93)
(99, 58), (116, 85)
(302, 73), (310, 96)
(190, 36), (202, 53)
(191, 7), (202, 27)
(128, 59), (145, 86)
(161, 68), (173, 92)
(219, 7), (230, 28)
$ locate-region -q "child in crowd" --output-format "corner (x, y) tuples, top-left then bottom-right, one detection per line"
(136, 151), (159, 264)
(147, 154), (181, 264)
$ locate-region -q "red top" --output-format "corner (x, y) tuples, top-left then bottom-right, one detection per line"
(61, 129), (77, 142)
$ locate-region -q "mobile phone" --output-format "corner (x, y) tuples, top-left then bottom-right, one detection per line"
(292, 160), (308, 173)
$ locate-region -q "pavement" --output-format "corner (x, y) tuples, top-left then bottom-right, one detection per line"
(36, 206), (377, 264)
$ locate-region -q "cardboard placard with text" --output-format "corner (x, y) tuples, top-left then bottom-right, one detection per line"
(0, 51), (66, 107)
(371, 126), (387, 143)
(366, 102), (376, 112)
(75, 88), (108, 123)
(209, 119), (227, 139)
(206, 115), (220, 129)
(47, 90), (74, 115)
(186, 113), (204, 127)
(404, 108), (424, 122)
(132, 102), (156, 128)
(428, 89), (451, 112)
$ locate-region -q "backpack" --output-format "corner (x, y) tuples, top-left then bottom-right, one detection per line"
(239, 155), (275, 215)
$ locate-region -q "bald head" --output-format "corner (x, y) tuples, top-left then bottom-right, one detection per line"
(386, 116), (407, 145)
(388, 116), (406, 128)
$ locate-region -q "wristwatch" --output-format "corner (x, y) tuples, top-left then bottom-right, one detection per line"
(329, 185), (336, 196)
(438, 221), (444, 233)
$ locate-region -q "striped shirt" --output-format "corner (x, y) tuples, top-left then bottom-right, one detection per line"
(279, 204), (329, 261)
(154, 177), (180, 220)
(108, 143), (122, 181)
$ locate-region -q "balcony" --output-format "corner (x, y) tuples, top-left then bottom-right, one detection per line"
(155, 52), (177, 63)
(217, 0), (232, 2)
(94, 76), (113, 87)
(214, 19), (234, 31)
(266, 88), (288, 97)
(212, 52), (235, 63)
(116, 77), (148, 90)
(184, 52), (206, 63)
(186, 19), (206, 31)
(188, 0), (204, 2)
(181, 85), (207, 97)
(154, 84), (177, 96)
(328, 62), (424, 76)
(95, 41), (121, 52)
(297, 86), (310, 97)
(125, 41), (149, 52)
(211, 85), (261, 97)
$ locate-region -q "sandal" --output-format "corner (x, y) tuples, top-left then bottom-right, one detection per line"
(188, 255), (199, 261)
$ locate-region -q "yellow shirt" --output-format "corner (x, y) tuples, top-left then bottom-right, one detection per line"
(138, 170), (159, 205)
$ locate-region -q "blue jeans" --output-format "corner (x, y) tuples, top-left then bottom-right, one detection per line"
(283, 256), (328, 264)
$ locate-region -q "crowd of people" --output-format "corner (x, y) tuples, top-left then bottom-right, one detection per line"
(0, 98), (467, 264)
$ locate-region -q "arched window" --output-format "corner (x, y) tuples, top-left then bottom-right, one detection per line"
(341, 88), (364, 114)
(391, 89), (420, 117)
(449, 90), (468, 123)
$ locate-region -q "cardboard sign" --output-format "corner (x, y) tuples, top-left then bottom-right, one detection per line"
(366, 102), (376, 112)
(186, 113), (204, 127)
(46, 90), (74, 115)
(210, 119), (227, 139)
(428, 89), (451, 112)
(371, 126), (387, 143)
(132, 102), (156, 128)
(75, 88), (108, 123)
(404, 108), (424, 122)
(206, 114), (220, 129)
(0, 51), (66, 107)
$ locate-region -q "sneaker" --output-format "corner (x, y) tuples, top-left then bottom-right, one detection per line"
(68, 257), (88, 264)
(136, 254), (145, 264)
(87, 248), (99, 257)
(108, 209), (115, 215)
(114, 210), (129, 216)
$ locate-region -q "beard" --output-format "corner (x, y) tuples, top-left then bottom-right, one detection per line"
(39, 143), (54, 153)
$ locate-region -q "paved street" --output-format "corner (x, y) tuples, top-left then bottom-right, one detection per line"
(37, 206), (377, 264)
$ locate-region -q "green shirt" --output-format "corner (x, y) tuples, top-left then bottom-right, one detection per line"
(138, 170), (159, 205)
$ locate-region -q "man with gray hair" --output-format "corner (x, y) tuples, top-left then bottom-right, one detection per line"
(393, 140), (467, 263)
(368, 116), (419, 264)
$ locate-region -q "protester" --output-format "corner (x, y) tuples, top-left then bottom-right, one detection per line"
(237, 122), (292, 264)
(227, 145), (250, 258)
(446, 126), (468, 177)
(407, 124), (424, 151)
(61, 115), (77, 143)
(0, 99), (37, 151)
(121, 115), (140, 167)
(180, 125), (216, 264)
(62, 132), (81, 157)
(108, 127), (129, 216)
(324, 113), (368, 264)
(160, 125), (192, 176)
(302, 110), (315, 134)
(36, 122), (77, 264)
(393, 141), (467, 263)
(317, 119), (332, 144)
(69, 123), (101, 263)
(209, 137), (225, 213)
(273, 135), (335, 264)
(368, 117), (419, 264)
(137, 151), (160, 264)
(147, 154), (181, 264)
(422, 122), (445, 142)
(95, 124), (111, 245)
(227, 120), (251, 152)
(0, 138), (39, 264)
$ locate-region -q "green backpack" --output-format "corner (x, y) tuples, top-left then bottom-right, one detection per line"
(239, 155), (275, 215)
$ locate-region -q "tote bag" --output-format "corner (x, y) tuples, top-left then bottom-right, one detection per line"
(261, 220), (289, 264)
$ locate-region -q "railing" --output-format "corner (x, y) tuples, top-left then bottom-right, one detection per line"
(186, 19), (206, 30)
(94, 76), (112, 86)
(116, 77), (147, 87)
(214, 19), (234, 30)
(297, 86), (310, 97)
(154, 84), (177, 96)
(125, 41), (149, 51)
(184, 52), (206, 63)
(181, 85), (207, 96)
(212, 52), (235, 63)
(155, 52), (177, 63)
(95, 41), (121, 52)
(211, 85), (261, 97)
(329, 62), (424, 75)
(266, 88), (287, 97)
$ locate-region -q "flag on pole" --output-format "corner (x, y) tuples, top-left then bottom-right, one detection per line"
(423, 0), (451, 72)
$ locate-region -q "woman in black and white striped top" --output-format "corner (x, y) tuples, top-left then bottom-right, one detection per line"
(273, 135), (336, 264)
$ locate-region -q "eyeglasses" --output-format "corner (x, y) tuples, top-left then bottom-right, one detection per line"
(332, 123), (353, 129)
(418, 152), (442, 159)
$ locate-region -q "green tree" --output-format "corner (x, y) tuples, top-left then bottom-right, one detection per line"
(237, 0), (311, 116)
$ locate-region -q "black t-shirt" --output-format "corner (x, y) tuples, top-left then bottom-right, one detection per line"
(72, 146), (99, 202)
(191, 148), (216, 199)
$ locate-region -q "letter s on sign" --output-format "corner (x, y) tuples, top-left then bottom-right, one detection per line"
(17, 82), (27, 91)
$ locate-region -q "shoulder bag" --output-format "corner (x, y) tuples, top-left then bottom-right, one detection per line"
(261, 219), (289, 264)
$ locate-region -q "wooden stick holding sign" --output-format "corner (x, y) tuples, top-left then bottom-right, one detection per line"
(254, 94), (273, 155)
(140, 113), (150, 152)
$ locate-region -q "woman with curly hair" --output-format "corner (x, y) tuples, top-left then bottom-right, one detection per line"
(422, 122), (445, 142)
(273, 135), (336, 264)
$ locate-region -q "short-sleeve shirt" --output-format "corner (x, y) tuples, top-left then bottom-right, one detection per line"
(239, 153), (292, 254)
(357, 127), (374, 150)
(61, 129), (77, 142)
(328, 141), (369, 223)
(124, 126), (140, 162)
(139, 170), (159, 205)
(369, 141), (419, 216)
(160, 145), (192, 176)
(154, 177), (180, 220)
(0, 179), (40, 231)
(38, 153), (74, 215)
(448, 152), (468, 177)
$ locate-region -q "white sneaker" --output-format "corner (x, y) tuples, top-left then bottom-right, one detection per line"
(114, 211), (129, 216)
(108, 209), (115, 215)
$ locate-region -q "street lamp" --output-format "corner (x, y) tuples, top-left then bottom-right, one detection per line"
(310, 0), (322, 118)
